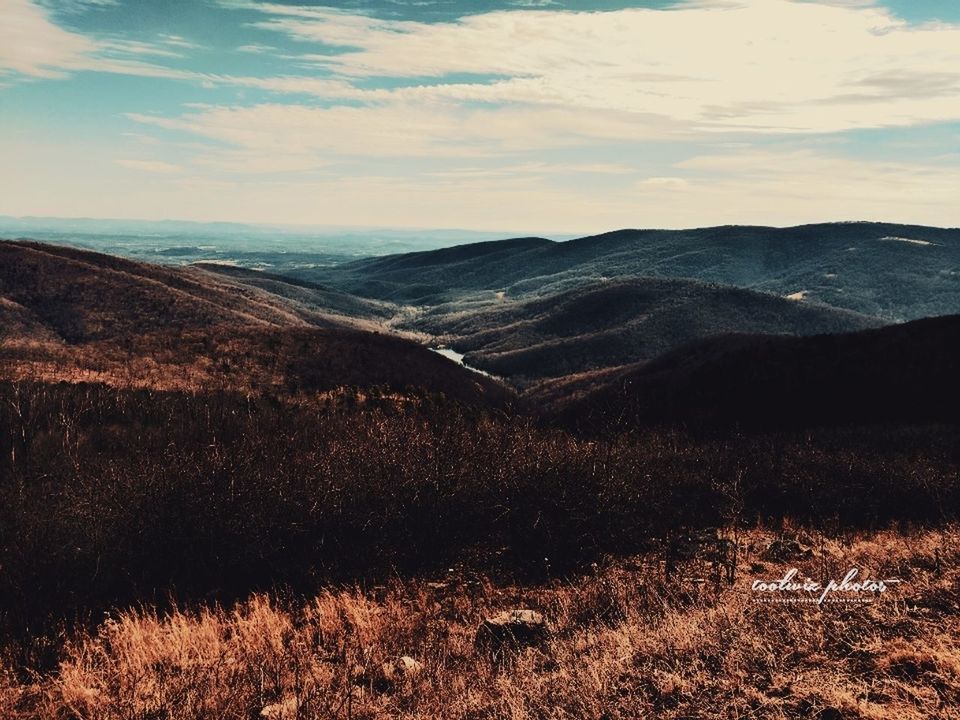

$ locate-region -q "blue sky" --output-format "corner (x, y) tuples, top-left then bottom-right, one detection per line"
(2, 0), (959, 232)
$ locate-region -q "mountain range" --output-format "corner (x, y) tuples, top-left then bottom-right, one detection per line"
(306, 222), (960, 321)
(2, 220), (959, 431)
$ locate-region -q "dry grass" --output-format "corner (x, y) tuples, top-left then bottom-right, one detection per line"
(3, 527), (958, 720)
(0, 321), (512, 402)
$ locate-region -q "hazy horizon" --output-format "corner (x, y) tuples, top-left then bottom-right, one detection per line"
(3, 213), (959, 240)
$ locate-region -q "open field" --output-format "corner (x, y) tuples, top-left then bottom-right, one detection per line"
(3, 527), (958, 720)
(1, 378), (958, 719)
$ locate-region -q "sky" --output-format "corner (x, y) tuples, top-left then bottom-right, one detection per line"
(1, 0), (959, 233)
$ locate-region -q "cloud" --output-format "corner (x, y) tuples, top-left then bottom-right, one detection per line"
(127, 100), (675, 171)
(35, 0), (116, 14)
(232, 0), (960, 134)
(509, 0), (560, 7)
(638, 177), (690, 188)
(158, 34), (199, 49)
(11, 0), (960, 137)
(0, 1), (201, 81)
(6, 0), (960, 230)
(12, 144), (958, 232)
(114, 159), (184, 174)
(0, 3), (356, 95)
(425, 161), (636, 179)
(120, 0), (960, 218)
(213, 75), (356, 96)
(649, 148), (960, 227)
(237, 43), (278, 54)
(99, 39), (184, 59)
(0, 0), (98, 78)
(121, 132), (163, 145)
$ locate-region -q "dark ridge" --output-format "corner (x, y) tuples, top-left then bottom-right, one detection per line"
(556, 314), (960, 434)
(345, 236), (554, 271)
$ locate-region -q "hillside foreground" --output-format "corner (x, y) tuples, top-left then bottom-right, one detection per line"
(2, 527), (958, 719)
(0, 379), (958, 719)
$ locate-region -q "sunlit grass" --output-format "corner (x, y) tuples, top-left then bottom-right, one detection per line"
(3, 528), (957, 719)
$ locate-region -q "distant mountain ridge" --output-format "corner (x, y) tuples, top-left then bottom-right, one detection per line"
(0, 216), (524, 269)
(305, 222), (960, 321)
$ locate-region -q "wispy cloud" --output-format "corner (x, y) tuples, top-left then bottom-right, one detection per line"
(158, 34), (198, 49)
(115, 159), (184, 174)
(231, 0), (960, 134)
(0, 1), (328, 97)
(0, 0), (99, 78)
(236, 43), (278, 54)
(0, 0), (202, 81)
(20, 145), (958, 232)
(127, 101), (663, 169)
(638, 177), (689, 189)
(35, 0), (116, 14)
(655, 148), (960, 227)
(10, 0), (960, 135)
(99, 38), (184, 59)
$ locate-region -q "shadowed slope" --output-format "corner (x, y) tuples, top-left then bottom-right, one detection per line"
(192, 262), (399, 325)
(556, 314), (960, 432)
(410, 278), (882, 382)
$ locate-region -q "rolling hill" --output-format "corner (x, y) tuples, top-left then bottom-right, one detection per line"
(0, 240), (401, 343)
(5, 235), (896, 389)
(409, 277), (881, 382)
(191, 262), (398, 325)
(0, 240), (508, 404)
(554, 313), (960, 433)
(4, 230), (956, 413)
(303, 222), (960, 321)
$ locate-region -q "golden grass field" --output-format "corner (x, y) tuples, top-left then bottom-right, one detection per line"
(3, 526), (957, 720)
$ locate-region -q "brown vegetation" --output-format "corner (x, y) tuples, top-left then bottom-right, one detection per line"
(1, 381), (957, 656)
(556, 314), (960, 433)
(3, 528), (958, 719)
(2, 240), (958, 718)
(0, 240), (512, 403)
(0, 324), (510, 403)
